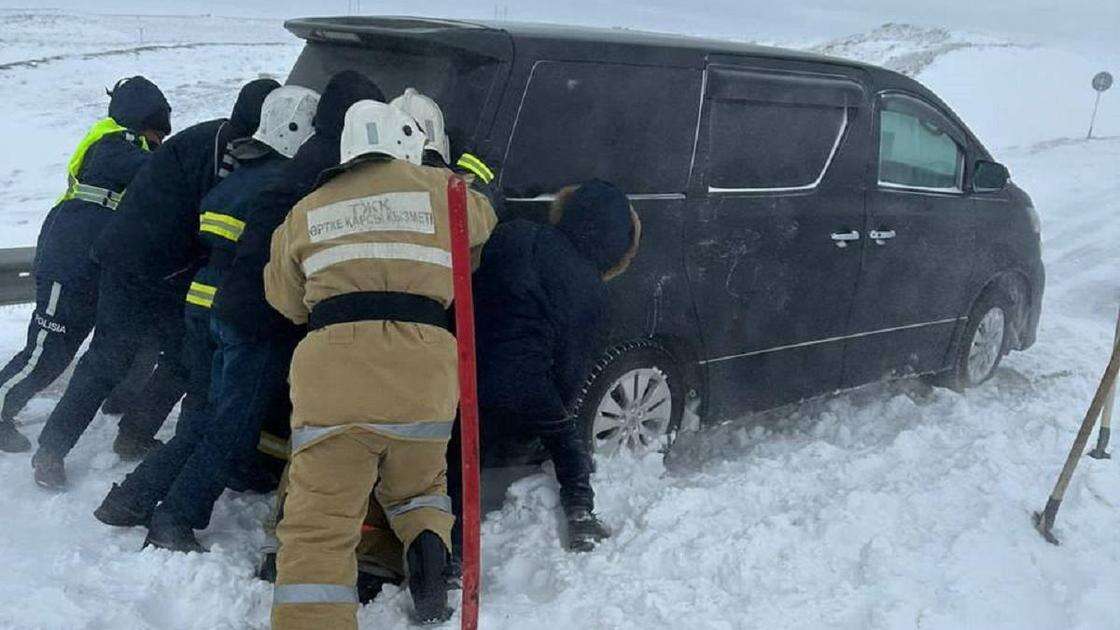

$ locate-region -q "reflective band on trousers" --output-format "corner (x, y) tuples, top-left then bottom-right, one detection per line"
(185, 282), (217, 308)
(68, 180), (124, 210)
(257, 431), (290, 460)
(273, 583), (358, 606)
(290, 421), (454, 452)
(199, 211), (246, 242)
(385, 494), (452, 519)
(456, 152), (494, 184)
(302, 242), (452, 277)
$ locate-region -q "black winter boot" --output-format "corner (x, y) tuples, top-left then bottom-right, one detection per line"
(406, 531), (452, 625)
(0, 420), (31, 453)
(565, 509), (610, 552)
(113, 432), (163, 462)
(143, 512), (206, 553)
(357, 569), (398, 605)
(94, 483), (152, 527)
(31, 449), (66, 491)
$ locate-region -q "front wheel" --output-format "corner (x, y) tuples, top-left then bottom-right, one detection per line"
(943, 289), (1011, 390)
(571, 341), (684, 458)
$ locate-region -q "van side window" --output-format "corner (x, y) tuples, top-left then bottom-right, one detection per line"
(878, 95), (964, 192)
(708, 102), (847, 191)
(502, 61), (701, 197)
(704, 67), (863, 193)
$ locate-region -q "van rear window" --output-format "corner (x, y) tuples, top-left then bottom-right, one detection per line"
(286, 42), (502, 156)
(502, 61), (701, 197)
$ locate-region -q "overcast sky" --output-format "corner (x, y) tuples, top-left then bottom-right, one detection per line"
(11, 1), (1120, 51)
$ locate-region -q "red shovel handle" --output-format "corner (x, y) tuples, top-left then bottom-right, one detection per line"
(448, 176), (481, 630)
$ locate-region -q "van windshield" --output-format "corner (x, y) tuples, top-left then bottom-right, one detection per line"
(287, 41), (502, 155)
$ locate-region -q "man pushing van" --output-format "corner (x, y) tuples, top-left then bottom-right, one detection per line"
(264, 99), (497, 628)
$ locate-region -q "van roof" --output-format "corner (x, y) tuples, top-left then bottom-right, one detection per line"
(285, 16), (876, 72)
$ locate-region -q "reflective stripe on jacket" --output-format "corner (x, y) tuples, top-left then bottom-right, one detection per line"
(184, 152), (287, 314)
(264, 158), (497, 440)
(58, 117), (149, 209)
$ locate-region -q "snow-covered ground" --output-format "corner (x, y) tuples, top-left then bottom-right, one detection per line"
(0, 8), (1118, 630)
(0, 9), (299, 248)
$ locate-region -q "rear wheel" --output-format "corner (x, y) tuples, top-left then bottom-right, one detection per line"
(572, 341), (684, 458)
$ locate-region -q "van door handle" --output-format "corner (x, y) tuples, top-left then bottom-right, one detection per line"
(830, 230), (860, 248)
(869, 229), (896, 245)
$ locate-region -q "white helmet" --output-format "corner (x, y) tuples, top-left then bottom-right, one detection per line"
(390, 87), (450, 165)
(340, 100), (426, 166)
(252, 85), (320, 158)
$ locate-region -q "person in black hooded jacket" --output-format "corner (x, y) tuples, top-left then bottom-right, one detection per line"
(450, 180), (641, 553)
(31, 79), (280, 490)
(0, 76), (169, 455)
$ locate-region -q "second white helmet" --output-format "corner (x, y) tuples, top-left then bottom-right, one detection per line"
(253, 85), (320, 158)
(340, 100), (426, 166)
(390, 88), (450, 165)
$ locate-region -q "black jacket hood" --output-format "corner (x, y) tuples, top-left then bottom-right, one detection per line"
(312, 70), (386, 138)
(108, 76), (171, 134)
(551, 180), (636, 277)
(228, 78), (281, 137)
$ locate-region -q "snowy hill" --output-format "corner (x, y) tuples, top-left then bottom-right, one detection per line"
(0, 9), (1118, 630)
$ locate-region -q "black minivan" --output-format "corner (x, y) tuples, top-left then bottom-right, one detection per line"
(284, 16), (1044, 457)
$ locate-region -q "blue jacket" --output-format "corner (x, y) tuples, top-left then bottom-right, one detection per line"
(35, 126), (150, 288)
(185, 147), (288, 321)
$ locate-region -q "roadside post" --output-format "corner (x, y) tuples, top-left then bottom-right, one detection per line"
(1087, 71), (1112, 139)
(1033, 304), (1120, 544)
(448, 176), (482, 629)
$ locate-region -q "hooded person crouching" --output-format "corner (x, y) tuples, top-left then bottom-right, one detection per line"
(264, 99), (498, 628)
(462, 180), (641, 552)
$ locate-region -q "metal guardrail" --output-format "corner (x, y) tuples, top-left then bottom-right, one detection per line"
(0, 247), (36, 306)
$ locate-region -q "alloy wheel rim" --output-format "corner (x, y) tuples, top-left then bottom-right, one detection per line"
(592, 367), (673, 457)
(967, 307), (1005, 385)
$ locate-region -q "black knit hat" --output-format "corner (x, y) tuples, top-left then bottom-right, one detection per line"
(555, 180), (633, 274)
(313, 70), (385, 138)
(108, 76), (171, 135)
(228, 78), (282, 137)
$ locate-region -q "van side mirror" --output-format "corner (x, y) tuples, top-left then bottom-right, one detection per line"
(973, 160), (1009, 192)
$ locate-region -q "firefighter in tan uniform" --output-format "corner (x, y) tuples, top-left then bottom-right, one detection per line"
(264, 99), (497, 628)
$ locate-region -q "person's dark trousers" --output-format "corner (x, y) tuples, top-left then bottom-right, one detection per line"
(447, 408), (595, 555)
(108, 311), (216, 515)
(116, 313), (188, 442)
(119, 317), (295, 529)
(102, 339), (159, 414)
(36, 270), (182, 458)
(0, 277), (96, 423)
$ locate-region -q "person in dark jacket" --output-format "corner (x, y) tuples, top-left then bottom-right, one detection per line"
(451, 180), (641, 552)
(31, 79), (280, 489)
(94, 86), (322, 553)
(0, 76), (170, 454)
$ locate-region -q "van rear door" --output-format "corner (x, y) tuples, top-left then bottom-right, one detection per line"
(284, 19), (512, 155)
(685, 61), (872, 416)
